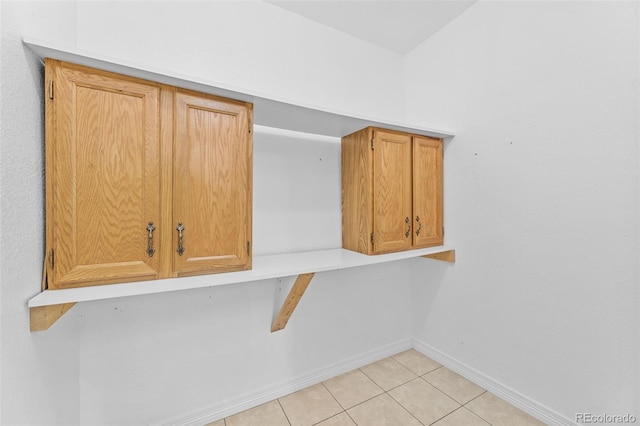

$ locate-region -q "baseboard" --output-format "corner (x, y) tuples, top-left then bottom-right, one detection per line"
(163, 338), (413, 426)
(412, 338), (578, 426)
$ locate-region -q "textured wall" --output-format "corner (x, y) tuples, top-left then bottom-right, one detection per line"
(4, 1), (637, 424)
(75, 126), (413, 425)
(406, 1), (640, 422)
(1, 2), (414, 424)
(0, 2), (80, 424)
(75, 1), (406, 123)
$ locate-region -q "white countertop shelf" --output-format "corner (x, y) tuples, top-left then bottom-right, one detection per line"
(24, 37), (456, 331)
(29, 246), (455, 308)
(23, 37), (455, 140)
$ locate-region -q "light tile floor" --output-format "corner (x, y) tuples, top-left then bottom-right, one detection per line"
(207, 350), (545, 426)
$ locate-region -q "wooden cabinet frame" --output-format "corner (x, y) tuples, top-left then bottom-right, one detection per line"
(44, 59), (253, 290)
(342, 127), (444, 255)
(28, 42), (455, 332)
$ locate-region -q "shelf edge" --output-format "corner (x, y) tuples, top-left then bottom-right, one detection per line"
(23, 37), (455, 139)
(28, 246), (455, 308)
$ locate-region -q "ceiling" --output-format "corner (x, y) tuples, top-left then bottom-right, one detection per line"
(266, 1), (477, 54)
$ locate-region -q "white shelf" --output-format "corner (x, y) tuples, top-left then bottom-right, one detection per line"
(23, 37), (455, 139)
(25, 37), (456, 330)
(29, 246), (455, 308)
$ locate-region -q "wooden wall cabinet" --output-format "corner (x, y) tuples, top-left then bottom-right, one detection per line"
(28, 42), (455, 331)
(45, 59), (252, 289)
(342, 127), (443, 255)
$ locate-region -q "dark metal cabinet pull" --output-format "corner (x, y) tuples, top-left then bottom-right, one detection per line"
(176, 222), (185, 256)
(146, 222), (156, 257)
(415, 216), (422, 236)
(405, 217), (411, 238)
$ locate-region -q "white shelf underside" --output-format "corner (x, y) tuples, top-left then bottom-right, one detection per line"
(23, 37), (455, 140)
(24, 38), (455, 311)
(29, 246), (454, 307)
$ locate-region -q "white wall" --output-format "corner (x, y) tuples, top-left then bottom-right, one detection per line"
(76, 126), (413, 425)
(0, 1), (80, 424)
(1, 2), (414, 424)
(406, 1), (639, 422)
(75, 0), (406, 123)
(4, 1), (638, 424)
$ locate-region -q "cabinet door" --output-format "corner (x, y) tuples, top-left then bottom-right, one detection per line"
(173, 90), (252, 275)
(412, 136), (443, 247)
(372, 130), (412, 253)
(47, 60), (161, 288)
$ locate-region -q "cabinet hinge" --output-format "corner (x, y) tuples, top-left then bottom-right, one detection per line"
(48, 80), (54, 100)
(371, 139), (375, 150)
(48, 249), (54, 269)
(248, 117), (252, 134)
(371, 233), (375, 245)
(247, 241), (250, 255)
(442, 227), (445, 237)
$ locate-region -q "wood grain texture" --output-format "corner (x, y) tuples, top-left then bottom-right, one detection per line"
(48, 60), (162, 289)
(45, 61), (254, 288)
(341, 127), (373, 254)
(159, 85), (175, 279)
(372, 129), (412, 254)
(271, 273), (315, 332)
(421, 249), (455, 263)
(412, 136), (443, 248)
(342, 127), (445, 256)
(45, 59), (56, 289)
(173, 89), (252, 276)
(30, 303), (76, 331)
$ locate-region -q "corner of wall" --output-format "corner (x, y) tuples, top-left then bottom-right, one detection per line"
(1, 2), (80, 424)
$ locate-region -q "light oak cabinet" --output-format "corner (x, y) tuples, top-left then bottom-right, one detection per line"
(342, 127), (443, 255)
(172, 90), (252, 277)
(45, 59), (252, 289)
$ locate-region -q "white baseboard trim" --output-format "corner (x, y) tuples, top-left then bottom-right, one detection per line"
(412, 338), (578, 426)
(163, 338), (413, 426)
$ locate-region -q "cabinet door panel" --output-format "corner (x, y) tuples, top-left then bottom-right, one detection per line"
(413, 136), (443, 247)
(372, 130), (412, 253)
(173, 91), (252, 275)
(50, 62), (161, 288)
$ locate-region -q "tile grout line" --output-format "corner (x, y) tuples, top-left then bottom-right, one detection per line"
(383, 389), (427, 426)
(459, 405), (493, 426)
(461, 391), (495, 426)
(275, 398), (293, 426)
(368, 353), (493, 426)
(357, 359), (419, 394)
(334, 370), (385, 412)
(343, 409), (359, 426)
(379, 367), (474, 426)
(218, 352), (508, 426)
(353, 360), (433, 425)
(320, 381), (346, 410)
(418, 365), (492, 408)
(247, 352), (502, 426)
(311, 411), (347, 426)
(333, 367), (424, 425)
(418, 371), (481, 406)
(391, 354), (444, 377)
(436, 406), (492, 426)
(391, 358), (472, 426)
(314, 382), (348, 425)
(463, 389), (488, 406)
(417, 374), (464, 405)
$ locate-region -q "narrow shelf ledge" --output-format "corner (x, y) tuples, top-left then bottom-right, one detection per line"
(23, 37), (454, 140)
(29, 246), (455, 310)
